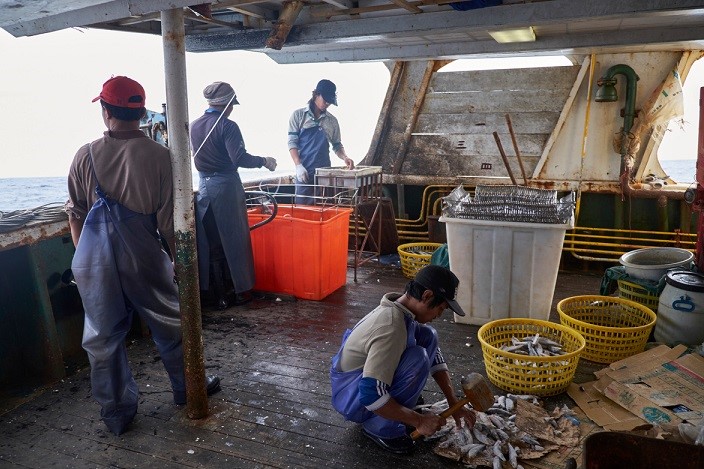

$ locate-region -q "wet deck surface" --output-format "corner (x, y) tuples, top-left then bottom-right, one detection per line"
(0, 263), (602, 468)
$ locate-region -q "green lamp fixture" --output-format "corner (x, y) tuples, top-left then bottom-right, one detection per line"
(595, 77), (618, 102)
(595, 64), (639, 137)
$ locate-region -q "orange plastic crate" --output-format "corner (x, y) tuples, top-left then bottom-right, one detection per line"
(248, 204), (351, 300)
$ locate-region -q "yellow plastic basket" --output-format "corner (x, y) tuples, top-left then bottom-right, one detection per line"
(557, 295), (657, 364)
(397, 242), (443, 279)
(617, 279), (659, 313)
(477, 319), (586, 397)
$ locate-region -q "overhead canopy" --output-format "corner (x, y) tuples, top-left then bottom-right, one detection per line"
(2, 0), (704, 63)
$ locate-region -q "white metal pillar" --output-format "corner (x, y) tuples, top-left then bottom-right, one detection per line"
(161, 7), (208, 419)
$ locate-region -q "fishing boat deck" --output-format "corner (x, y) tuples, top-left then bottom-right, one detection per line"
(0, 262), (603, 469)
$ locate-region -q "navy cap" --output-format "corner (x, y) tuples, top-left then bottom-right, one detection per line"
(415, 265), (465, 316)
(315, 79), (337, 106)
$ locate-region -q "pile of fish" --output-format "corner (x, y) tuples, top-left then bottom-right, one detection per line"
(424, 394), (581, 468)
(499, 334), (567, 357)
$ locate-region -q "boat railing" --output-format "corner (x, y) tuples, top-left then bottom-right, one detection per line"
(563, 227), (697, 263)
(357, 183), (698, 264)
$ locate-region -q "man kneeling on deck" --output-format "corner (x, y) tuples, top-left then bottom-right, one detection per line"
(330, 265), (476, 454)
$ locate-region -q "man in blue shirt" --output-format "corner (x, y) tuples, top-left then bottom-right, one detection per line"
(191, 81), (277, 308)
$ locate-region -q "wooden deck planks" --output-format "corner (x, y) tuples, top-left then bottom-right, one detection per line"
(0, 265), (604, 468)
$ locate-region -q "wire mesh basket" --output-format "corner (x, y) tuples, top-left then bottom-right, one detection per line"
(442, 185), (575, 224)
(398, 242), (443, 279)
(478, 318), (586, 396)
(617, 279), (659, 313)
(557, 295), (657, 364)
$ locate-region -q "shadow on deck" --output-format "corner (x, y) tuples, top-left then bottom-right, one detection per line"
(0, 263), (602, 468)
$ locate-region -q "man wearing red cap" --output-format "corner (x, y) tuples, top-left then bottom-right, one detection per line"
(65, 76), (219, 436)
(288, 79), (354, 205)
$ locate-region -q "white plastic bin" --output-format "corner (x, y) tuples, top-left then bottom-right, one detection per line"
(439, 216), (572, 325)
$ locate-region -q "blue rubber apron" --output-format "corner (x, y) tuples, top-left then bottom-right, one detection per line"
(295, 124), (330, 205)
(71, 144), (185, 435)
(330, 312), (437, 438)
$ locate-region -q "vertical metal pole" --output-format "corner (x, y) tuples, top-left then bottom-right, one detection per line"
(161, 8), (208, 419)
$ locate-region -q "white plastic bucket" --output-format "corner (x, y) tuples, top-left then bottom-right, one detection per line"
(654, 271), (704, 346)
(619, 247), (694, 281)
(439, 216), (571, 325)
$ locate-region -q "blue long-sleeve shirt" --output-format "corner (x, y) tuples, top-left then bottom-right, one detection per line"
(190, 109), (266, 173)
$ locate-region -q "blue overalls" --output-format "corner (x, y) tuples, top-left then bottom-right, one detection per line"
(330, 314), (439, 439)
(295, 122), (331, 205)
(71, 147), (185, 435)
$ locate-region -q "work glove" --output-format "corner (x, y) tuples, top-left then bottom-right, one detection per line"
(262, 156), (277, 171)
(295, 163), (309, 183)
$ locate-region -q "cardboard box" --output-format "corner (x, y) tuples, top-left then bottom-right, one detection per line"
(567, 382), (647, 431)
(568, 345), (704, 430)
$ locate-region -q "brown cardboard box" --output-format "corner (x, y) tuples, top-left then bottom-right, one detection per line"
(568, 345), (704, 430)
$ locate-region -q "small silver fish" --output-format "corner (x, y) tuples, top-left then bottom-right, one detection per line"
(478, 412), (492, 426)
(493, 440), (506, 461)
(488, 414), (505, 429)
(495, 428), (510, 441)
(493, 455), (503, 469)
(472, 425), (494, 445)
(462, 443), (485, 458)
(520, 434), (540, 446)
(486, 407), (512, 418)
(536, 337), (562, 347)
(508, 443), (518, 468)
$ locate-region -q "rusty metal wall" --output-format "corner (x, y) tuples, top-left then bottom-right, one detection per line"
(0, 235), (83, 396)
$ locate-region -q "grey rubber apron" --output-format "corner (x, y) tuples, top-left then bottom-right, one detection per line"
(195, 170), (255, 293)
(71, 144), (185, 435)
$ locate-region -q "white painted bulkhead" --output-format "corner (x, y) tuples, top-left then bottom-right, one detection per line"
(537, 51), (697, 191)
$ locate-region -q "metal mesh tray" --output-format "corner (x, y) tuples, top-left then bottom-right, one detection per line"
(442, 185), (575, 224)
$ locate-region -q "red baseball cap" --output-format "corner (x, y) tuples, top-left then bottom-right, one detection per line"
(92, 76), (146, 108)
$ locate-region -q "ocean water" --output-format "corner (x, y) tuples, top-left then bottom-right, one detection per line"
(661, 159), (696, 185)
(0, 169), (292, 212)
(0, 160), (697, 212)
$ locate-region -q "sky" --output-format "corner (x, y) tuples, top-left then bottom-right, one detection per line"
(0, 28), (390, 178)
(0, 27), (699, 180)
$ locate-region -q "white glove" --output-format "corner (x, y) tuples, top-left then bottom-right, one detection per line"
(262, 157), (277, 171)
(295, 164), (309, 183)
